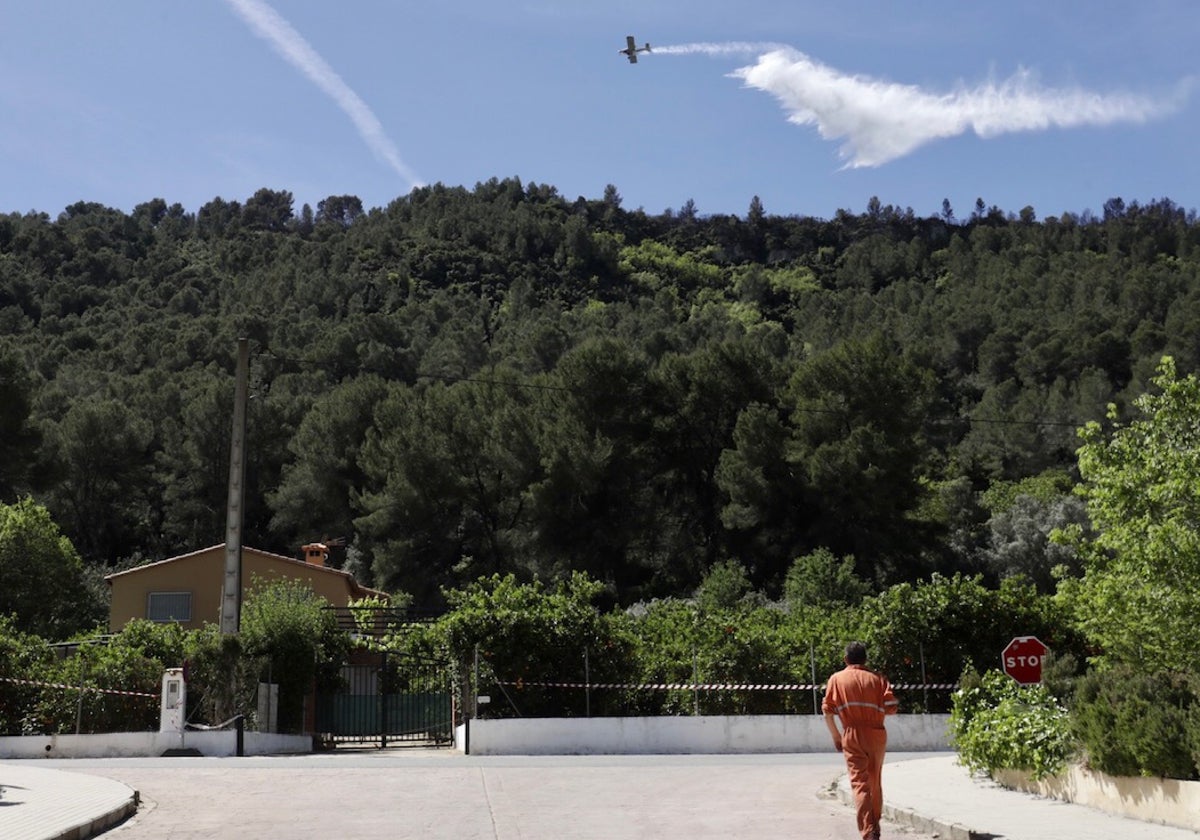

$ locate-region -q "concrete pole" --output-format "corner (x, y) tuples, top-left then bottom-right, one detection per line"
(220, 338), (249, 635)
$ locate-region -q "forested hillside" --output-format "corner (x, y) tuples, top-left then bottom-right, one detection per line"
(2, 181), (1197, 609)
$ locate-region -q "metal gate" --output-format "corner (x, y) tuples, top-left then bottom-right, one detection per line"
(315, 651), (454, 748)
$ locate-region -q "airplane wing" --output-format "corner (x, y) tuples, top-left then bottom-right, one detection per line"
(623, 35), (639, 63)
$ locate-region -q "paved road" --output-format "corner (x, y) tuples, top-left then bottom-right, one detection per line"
(71, 751), (939, 840)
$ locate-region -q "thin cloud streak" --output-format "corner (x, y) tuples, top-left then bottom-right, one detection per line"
(223, 0), (424, 189)
(722, 47), (1186, 167)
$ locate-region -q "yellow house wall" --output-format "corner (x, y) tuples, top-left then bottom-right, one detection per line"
(107, 546), (361, 632)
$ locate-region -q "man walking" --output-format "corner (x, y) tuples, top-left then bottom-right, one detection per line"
(823, 641), (898, 840)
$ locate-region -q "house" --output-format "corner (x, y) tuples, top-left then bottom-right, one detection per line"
(106, 543), (386, 632)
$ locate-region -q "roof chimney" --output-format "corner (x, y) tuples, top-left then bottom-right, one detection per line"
(302, 543), (328, 567)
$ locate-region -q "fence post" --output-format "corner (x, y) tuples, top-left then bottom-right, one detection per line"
(473, 645), (480, 720)
(75, 655), (87, 735)
(584, 648), (590, 718)
(380, 649), (388, 750)
(809, 642), (818, 716)
(692, 647), (699, 715)
(920, 644), (929, 713)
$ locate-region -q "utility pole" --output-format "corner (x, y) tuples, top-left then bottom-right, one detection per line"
(220, 338), (250, 635)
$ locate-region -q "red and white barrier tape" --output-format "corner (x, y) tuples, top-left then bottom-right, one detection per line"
(0, 676), (156, 699)
(496, 680), (957, 691)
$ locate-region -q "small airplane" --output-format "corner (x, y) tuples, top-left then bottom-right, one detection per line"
(619, 35), (651, 64)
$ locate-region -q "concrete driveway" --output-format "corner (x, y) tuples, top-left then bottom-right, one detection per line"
(71, 751), (940, 840)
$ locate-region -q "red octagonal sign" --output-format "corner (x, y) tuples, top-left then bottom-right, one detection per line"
(1002, 636), (1048, 685)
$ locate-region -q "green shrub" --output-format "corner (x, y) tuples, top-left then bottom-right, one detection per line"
(181, 626), (260, 727)
(951, 668), (1073, 780)
(630, 598), (802, 715)
(0, 616), (56, 734)
(409, 573), (868, 718)
(240, 579), (349, 733)
(859, 574), (1086, 712)
(35, 640), (161, 733)
(1188, 702), (1200, 778)
(25, 620), (200, 734)
(695, 560), (755, 612)
(419, 573), (636, 718)
(1037, 650), (1082, 705)
(1072, 666), (1198, 780)
(783, 548), (870, 609)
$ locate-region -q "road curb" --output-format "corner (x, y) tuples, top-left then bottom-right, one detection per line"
(49, 789), (139, 840)
(835, 775), (981, 840)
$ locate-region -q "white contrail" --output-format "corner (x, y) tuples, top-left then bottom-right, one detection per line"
(223, 0), (424, 189)
(724, 47), (1186, 167)
(654, 41), (789, 57)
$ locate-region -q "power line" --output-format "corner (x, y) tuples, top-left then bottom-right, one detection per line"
(957, 416), (1081, 429)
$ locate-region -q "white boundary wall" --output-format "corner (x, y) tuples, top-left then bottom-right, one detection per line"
(457, 714), (952, 755)
(994, 763), (1200, 833)
(3, 715), (950, 758)
(0, 731), (312, 759)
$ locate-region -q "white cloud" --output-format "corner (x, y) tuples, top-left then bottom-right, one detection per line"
(223, 0), (424, 188)
(726, 47), (1186, 167)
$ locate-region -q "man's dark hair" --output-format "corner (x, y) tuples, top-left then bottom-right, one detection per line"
(845, 641), (868, 665)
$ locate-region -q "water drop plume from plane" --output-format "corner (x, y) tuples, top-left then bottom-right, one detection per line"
(654, 41), (789, 57)
(223, 0), (425, 189)
(659, 42), (1188, 167)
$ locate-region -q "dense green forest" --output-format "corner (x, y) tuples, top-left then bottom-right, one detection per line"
(2, 181), (1198, 612)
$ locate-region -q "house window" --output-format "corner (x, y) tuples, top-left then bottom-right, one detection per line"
(147, 591), (192, 622)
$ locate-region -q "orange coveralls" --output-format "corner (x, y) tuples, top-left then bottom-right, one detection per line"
(822, 664), (899, 840)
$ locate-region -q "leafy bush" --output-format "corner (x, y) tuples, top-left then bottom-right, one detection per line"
(694, 560), (756, 612)
(240, 578), (349, 733)
(401, 572), (868, 718)
(1059, 358), (1200, 674)
(950, 668), (1074, 780)
(178, 625), (259, 728)
(0, 497), (102, 639)
(0, 615), (56, 734)
(1188, 703), (1200, 778)
(860, 573), (1085, 711)
(410, 573), (636, 718)
(34, 637), (162, 733)
(17, 620), (203, 734)
(1036, 650), (1083, 705)
(1071, 666), (1199, 780)
(783, 548), (870, 609)
(630, 598), (805, 715)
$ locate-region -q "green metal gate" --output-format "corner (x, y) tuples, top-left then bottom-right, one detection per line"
(316, 651), (454, 748)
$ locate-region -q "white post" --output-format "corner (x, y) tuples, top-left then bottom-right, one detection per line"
(160, 668), (187, 733)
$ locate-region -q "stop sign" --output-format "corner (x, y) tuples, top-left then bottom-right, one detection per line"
(1002, 636), (1048, 685)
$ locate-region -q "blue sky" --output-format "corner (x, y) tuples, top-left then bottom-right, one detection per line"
(1, 1), (1196, 221)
